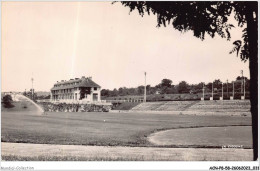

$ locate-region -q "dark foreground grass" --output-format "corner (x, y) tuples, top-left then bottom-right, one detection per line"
(1, 111), (251, 147)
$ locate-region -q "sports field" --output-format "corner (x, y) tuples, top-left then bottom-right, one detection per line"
(1, 110), (252, 148)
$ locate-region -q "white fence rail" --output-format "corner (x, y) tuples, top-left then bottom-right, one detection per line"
(105, 99), (144, 103)
(37, 99), (51, 103)
(37, 99), (112, 105)
(37, 99), (143, 104)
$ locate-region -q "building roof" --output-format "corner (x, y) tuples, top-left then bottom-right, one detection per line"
(78, 78), (101, 88)
(51, 76), (101, 91)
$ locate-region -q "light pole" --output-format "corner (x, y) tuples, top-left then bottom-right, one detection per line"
(226, 79), (229, 98)
(31, 77), (34, 100)
(243, 76), (246, 98)
(144, 72), (146, 103)
(202, 84), (205, 100)
(212, 81), (214, 99)
(233, 81), (235, 99)
(222, 82), (224, 100)
(241, 70), (243, 95)
(241, 70), (246, 99)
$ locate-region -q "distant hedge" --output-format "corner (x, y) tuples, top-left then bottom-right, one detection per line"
(38, 102), (112, 112)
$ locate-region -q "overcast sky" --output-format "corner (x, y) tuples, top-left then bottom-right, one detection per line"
(2, 2), (249, 92)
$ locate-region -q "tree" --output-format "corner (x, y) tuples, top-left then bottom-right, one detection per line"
(137, 85), (144, 95)
(206, 82), (213, 92)
(2, 94), (14, 108)
(23, 90), (27, 96)
(111, 88), (118, 97)
(120, 1), (258, 160)
(149, 86), (157, 94)
(79, 87), (91, 100)
(101, 89), (110, 97)
(118, 87), (124, 96)
(213, 79), (222, 90)
(128, 88), (136, 95)
(44, 95), (51, 99)
(178, 81), (189, 93)
(146, 85), (151, 94)
(157, 79), (173, 94)
(161, 79), (172, 88)
(79, 87), (87, 100)
(24, 90), (38, 101)
(194, 82), (205, 93)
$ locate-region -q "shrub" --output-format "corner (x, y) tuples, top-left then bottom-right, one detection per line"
(2, 95), (14, 108)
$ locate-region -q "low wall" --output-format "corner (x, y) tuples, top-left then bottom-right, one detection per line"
(109, 110), (250, 116)
(38, 102), (112, 112)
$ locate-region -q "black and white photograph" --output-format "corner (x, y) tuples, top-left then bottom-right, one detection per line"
(1, 1), (258, 170)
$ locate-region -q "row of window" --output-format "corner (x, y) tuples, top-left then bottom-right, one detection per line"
(52, 87), (98, 94)
(52, 93), (99, 101)
(53, 94), (78, 100)
(52, 88), (78, 94)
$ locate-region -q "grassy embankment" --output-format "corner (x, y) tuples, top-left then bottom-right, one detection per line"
(1, 101), (38, 112)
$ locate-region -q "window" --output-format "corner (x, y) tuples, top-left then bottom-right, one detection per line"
(94, 87), (97, 90)
(93, 93), (98, 101)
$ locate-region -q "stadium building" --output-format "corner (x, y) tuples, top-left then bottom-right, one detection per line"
(50, 76), (101, 103)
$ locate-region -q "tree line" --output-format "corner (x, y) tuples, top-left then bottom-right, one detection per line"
(101, 76), (249, 97)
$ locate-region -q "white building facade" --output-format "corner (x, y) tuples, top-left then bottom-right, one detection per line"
(50, 76), (101, 103)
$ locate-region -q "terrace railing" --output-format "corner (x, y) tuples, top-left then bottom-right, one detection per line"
(105, 99), (144, 103)
(45, 99), (112, 105)
(37, 99), (51, 103)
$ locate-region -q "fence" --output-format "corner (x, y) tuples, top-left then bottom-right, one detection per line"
(105, 99), (144, 103)
(37, 99), (51, 103)
(37, 99), (112, 105)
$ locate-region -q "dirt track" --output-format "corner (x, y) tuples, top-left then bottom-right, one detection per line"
(1, 142), (253, 161)
(148, 126), (252, 148)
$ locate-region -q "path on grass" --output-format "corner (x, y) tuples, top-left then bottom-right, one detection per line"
(148, 126), (252, 148)
(1, 142), (253, 161)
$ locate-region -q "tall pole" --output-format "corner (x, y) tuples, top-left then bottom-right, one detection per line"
(31, 77), (34, 100)
(144, 72), (146, 103)
(212, 81), (213, 99)
(202, 84), (205, 99)
(241, 70), (243, 95)
(226, 79), (229, 98)
(222, 82), (223, 99)
(244, 76), (246, 98)
(233, 81), (235, 98)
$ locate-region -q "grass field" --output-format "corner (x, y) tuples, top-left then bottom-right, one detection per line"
(1, 110), (252, 148)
